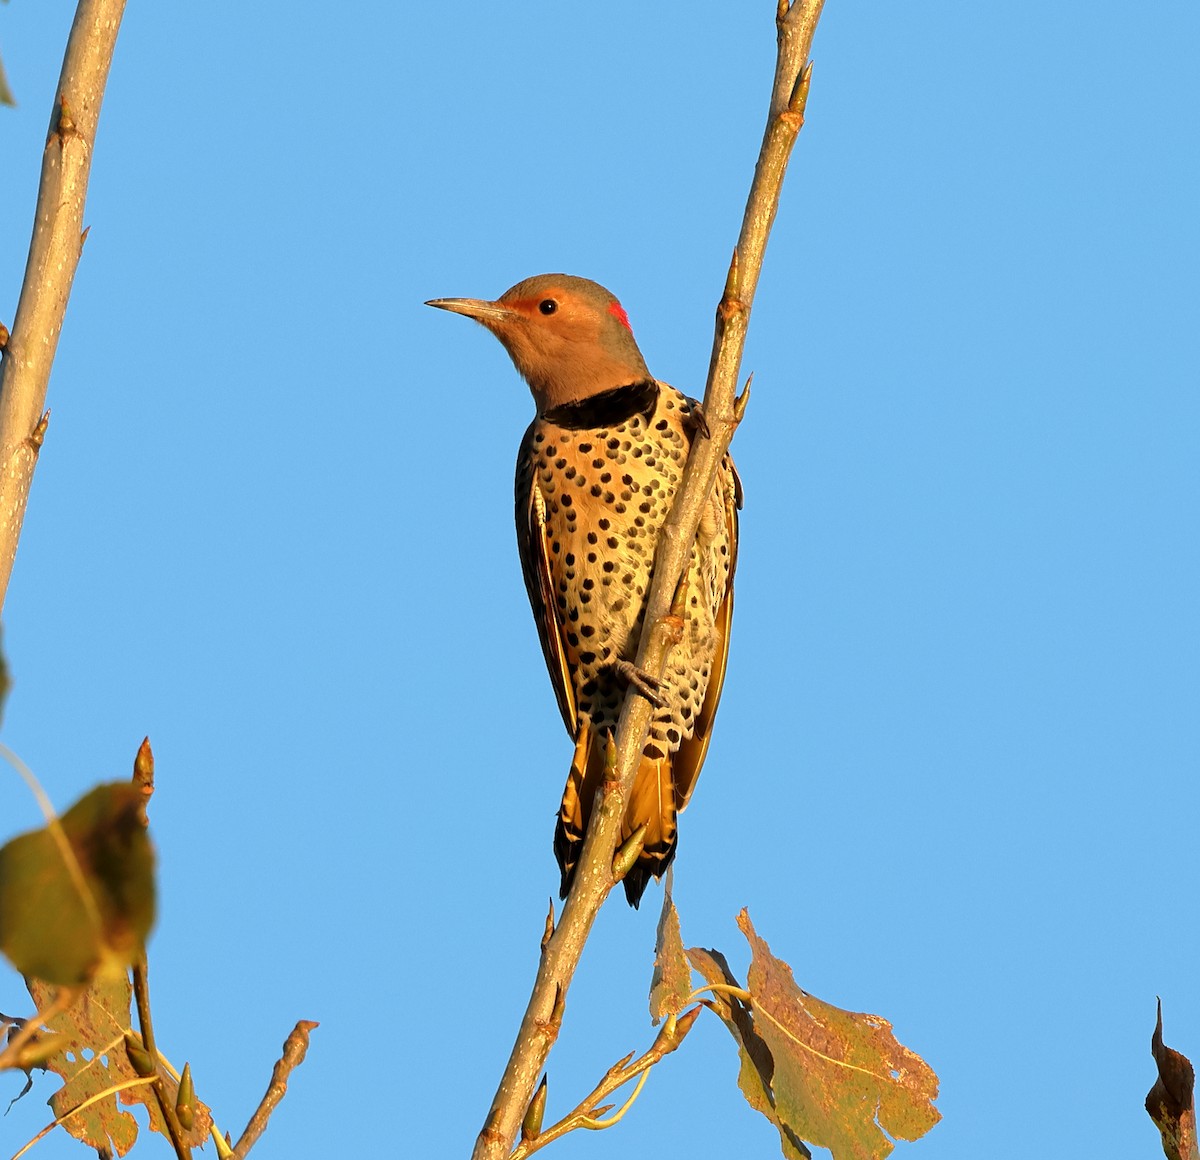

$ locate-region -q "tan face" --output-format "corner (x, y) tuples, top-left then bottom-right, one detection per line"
(427, 279), (650, 414)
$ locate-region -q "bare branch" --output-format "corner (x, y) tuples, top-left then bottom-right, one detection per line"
(230, 1020), (319, 1159)
(470, 4), (826, 1156)
(0, 0), (128, 615)
(131, 956), (192, 1160)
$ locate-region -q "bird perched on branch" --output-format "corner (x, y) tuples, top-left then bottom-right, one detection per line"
(427, 275), (740, 907)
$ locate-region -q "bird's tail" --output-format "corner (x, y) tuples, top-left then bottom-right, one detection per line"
(554, 725), (678, 908)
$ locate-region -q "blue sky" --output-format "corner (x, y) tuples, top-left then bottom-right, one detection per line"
(1, 3), (1197, 1158)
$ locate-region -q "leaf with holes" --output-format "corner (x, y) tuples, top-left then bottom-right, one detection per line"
(0, 783), (155, 985)
(738, 910), (940, 1160)
(649, 876), (692, 1024)
(27, 974), (212, 1155)
(1147, 999), (1199, 1160)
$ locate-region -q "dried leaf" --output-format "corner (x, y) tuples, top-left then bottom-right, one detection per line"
(27, 975), (212, 1155)
(649, 876), (692, 1024)
(1147, 999), (1199, 1160)
(738, 910), (940, 1160)
(0, 783), (156, 985)
(688, 945), (811, 1160)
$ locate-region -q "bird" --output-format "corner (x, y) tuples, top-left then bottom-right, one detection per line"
(427, 274), (740, 907)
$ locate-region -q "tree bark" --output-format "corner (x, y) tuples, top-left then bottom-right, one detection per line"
(0, 0), (128, 615)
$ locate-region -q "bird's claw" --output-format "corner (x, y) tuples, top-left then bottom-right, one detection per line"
(683, 400), (711, 441)
(611, 660), (665, 708)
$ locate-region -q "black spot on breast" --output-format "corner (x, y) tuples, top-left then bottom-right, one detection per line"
(579, 651), (596, 664)
(578, 442), (592, 453)
(598, 518), (610, 531)
(591, 485), (602, 497)
(580, 625), (595, 637)
(586, 532), (598, 545)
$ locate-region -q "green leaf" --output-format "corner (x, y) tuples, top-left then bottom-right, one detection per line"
(738, 909), (940, 1160)
(0, 783), (156, 985)
(649, 874), (692, 1025)
(1147, 999), (1199, 1160)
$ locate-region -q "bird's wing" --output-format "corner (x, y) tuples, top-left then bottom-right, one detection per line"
(515, 427), (577, 736)
(674, 454), (740, 811)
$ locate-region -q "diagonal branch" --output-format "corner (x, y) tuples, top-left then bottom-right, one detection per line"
(0, 0), (128, 616)
(230, 1020), (319, 1159)
(470, 4), (825, 1157)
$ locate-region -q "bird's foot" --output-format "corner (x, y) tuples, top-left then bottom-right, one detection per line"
(683, 399), (711, 441)
(610, 660), (665, 708)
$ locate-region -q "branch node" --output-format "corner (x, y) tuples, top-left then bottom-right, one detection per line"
(723, 248), (741, 301)
(611, 823), (648, 883)
(789, 59), (814, 114)
(734, 377), (753, 423)
(540, 898), (556, 953)
(27, 410), (51, 453)
(520, 1075), (548, 1143)
(54, 94), (77, 141)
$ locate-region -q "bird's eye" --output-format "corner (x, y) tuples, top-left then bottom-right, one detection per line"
(538, 299), (558, 315)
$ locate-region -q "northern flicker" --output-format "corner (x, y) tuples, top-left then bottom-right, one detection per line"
(427, 275), (740, 907)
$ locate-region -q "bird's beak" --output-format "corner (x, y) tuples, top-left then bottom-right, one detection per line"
(425, 297), (516, 324)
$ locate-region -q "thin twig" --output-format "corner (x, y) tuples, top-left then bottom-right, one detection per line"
(509, 1007), (703, 1159)
(470, 4), (825, 1157)
(131, 956), (191, 1160)
(0, 988), (75, 1073)
(230, 1020), (319, 1159)
(0, 0), (128, 615)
